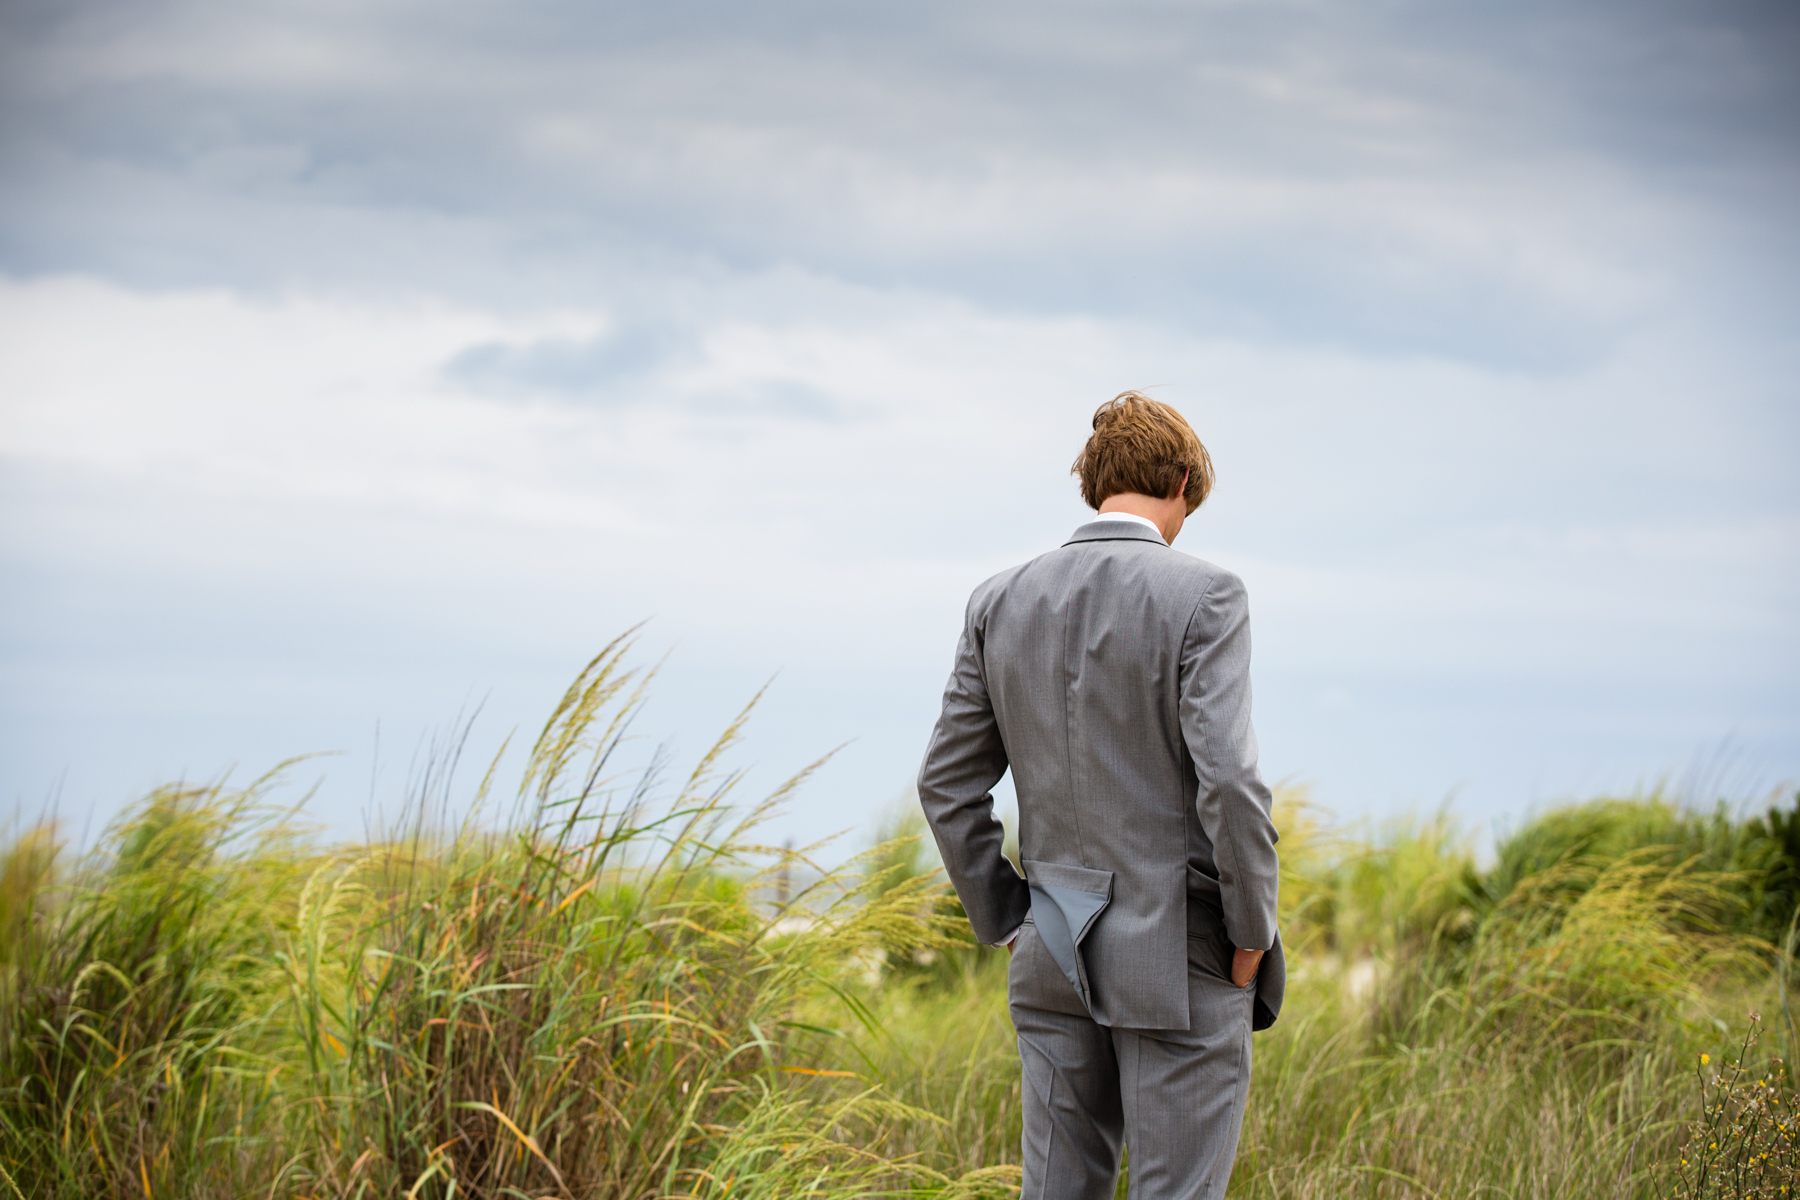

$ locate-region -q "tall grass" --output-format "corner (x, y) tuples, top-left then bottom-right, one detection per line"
(841, 789), (1796, 1200)
(0, 639), (992, 1198)
(0, 776), (304, 1197)
(1, 639), (1795, 1197)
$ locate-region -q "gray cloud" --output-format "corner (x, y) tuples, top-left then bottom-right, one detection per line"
(447, 321), (698, 398)
(4, 0), (1796, 367)
(443, 320), (858, 423)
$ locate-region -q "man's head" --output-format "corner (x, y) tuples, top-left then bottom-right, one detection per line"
(1071, 391), (1215, 514)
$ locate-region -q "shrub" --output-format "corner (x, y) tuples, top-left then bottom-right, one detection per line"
(1667, 1017), (1799, 1199)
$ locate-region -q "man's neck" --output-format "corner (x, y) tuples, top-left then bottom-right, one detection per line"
(1096, 490), (1185, 543)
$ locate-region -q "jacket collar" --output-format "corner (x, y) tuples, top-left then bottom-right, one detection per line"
(1063, 519), (1168, 548)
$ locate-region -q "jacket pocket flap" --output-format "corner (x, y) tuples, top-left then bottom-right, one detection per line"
(1040, 883), (1108, 946)
(1022, 859), (1113, 897)
(1022, 860), (1114, 953)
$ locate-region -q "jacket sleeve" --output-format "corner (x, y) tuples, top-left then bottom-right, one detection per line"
(916, 595), (1031, 946)
(1179, 571), (1280, 952)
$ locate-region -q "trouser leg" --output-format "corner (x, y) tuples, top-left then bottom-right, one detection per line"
(1010, 921), (1124, 1200)
(1111, 929), (1255, 1200)
(1014, 1007), (1122, 1200)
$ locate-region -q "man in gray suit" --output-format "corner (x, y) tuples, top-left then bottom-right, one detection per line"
(917, 392), (1282, 1200)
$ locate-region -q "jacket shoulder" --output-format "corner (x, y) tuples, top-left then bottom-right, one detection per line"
(1164, 549), (1244, 594)
(1099, 543), (1245, 605)
(964, 559), (1031, 616)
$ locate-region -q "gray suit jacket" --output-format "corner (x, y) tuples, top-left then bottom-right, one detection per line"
(918, 518), (1284, 1032)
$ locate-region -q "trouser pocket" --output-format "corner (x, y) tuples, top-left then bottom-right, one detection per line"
(1185, 894), (1237, 984)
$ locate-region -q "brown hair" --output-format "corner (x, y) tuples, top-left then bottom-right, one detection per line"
(1071, 391), (1215, 513)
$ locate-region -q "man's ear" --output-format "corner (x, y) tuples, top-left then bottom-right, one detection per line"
(1171, 469), (1189, 501)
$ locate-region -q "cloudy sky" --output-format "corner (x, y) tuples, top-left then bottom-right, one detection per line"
(2, 0), (1796, 850)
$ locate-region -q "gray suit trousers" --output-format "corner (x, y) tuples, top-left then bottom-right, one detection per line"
(1010, 901), (1253, 1200)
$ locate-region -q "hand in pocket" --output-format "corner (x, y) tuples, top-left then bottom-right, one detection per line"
(1231, 947), (1264, 989)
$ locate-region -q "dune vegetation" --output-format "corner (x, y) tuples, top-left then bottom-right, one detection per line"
(2, 637), (1797, 1199)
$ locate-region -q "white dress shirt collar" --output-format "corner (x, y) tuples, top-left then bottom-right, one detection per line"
(1091, 511), (1166, 541)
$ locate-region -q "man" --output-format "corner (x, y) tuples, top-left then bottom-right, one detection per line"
(917, 391), (1282, 1200)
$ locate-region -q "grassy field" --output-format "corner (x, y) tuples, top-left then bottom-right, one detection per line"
(2, 638), (1797, 1198)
